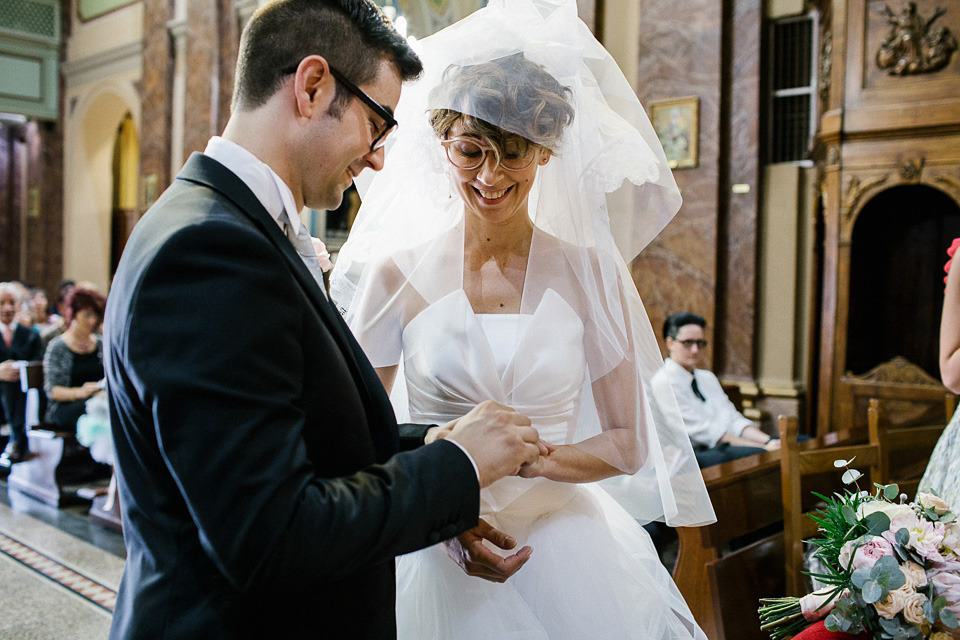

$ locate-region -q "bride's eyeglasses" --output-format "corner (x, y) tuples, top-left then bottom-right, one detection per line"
(440, 136), (538, 172)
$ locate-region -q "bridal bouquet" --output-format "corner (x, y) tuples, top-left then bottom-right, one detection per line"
(758, 460), (960, 639)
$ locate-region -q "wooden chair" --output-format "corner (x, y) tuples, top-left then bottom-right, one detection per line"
(673, 450), (784, 640)
(868, 395), (954, 499)
(840, 356), (953, 434)
(779, 415), (882, 597)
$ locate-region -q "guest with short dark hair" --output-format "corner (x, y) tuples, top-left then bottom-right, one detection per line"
(42, 288), (106, 432)
(651, 311), (779, 468)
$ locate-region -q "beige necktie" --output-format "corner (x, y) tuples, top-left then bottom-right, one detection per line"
(283, 219), (327, 294)
(2, 324), (11, 349)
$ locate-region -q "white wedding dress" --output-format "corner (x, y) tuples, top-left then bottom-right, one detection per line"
(389, 288), (706, 640)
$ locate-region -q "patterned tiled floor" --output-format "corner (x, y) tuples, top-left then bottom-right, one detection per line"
(0, 530), (117, 612)
(0, 487), (125, 639)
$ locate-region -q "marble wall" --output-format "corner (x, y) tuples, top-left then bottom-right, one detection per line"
(632, 0), (723, 364)
(631, 0), (761, 382)
(139, 0), (172, 203)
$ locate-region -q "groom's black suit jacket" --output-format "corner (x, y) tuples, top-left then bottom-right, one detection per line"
(105, 153), (479, 640)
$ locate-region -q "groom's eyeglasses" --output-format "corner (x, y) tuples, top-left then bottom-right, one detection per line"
(282, 62), (398, 154)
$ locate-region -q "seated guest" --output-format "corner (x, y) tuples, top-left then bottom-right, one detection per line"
(0, 282), (42, 464)
(43, 288), (106, 432)
(27, 287), (55, 335)
(650, 311), (779, 468)
(40, 280), (75, 356)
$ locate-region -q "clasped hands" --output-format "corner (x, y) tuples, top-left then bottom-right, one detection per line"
(429, 400), (555, 582)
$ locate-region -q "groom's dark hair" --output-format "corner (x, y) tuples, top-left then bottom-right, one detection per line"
(233, 0), (422, 112)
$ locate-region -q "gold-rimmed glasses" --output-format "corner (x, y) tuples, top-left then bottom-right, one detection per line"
(440, 136), (538, 172)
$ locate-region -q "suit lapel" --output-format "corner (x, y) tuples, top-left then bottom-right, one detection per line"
(176, 154), (398, 459)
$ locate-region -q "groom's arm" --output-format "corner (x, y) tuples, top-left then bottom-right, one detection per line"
(398, 423), (432, 450)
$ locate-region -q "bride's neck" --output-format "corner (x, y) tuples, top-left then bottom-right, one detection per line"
(463, 214), (534, 262)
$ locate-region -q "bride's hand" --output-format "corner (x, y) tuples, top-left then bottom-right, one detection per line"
(424, 422), (455, 444)
(442, 518), (532, 583)
(518, 440), (554, 478)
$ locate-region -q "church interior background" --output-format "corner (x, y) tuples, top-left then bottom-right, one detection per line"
(0, 0), (959, 635)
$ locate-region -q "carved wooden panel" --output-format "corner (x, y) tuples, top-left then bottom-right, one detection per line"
(844, 0), (960, 132)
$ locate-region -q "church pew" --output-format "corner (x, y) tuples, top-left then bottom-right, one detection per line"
(673, 449), (783, 640)
(779, 416), (880, 597)
(7, 362), (109, 506)
(868, 395), (953, 499)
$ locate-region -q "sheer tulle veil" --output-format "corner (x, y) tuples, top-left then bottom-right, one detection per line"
(330, 0), (715, 527)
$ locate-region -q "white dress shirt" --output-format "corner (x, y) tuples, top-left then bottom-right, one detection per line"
(650, 358), (752, 448)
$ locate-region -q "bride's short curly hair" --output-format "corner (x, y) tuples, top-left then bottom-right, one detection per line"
(428, 53), (574, 154)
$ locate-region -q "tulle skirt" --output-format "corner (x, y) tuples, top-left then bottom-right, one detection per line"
(396, 481), (705, 640)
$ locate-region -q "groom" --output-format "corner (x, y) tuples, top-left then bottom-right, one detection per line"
(104, 1), (541, 638)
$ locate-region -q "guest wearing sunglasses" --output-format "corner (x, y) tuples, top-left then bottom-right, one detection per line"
(651, 311), (780, 468)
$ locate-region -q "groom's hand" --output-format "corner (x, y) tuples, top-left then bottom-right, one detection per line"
(442, 518), (532, 583)
(444, 401), (540, 488)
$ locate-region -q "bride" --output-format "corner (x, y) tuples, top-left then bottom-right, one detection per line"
(331, 0), (715, 637)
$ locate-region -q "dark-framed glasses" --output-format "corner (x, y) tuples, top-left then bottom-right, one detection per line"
(440, 136), (538, 172)
(677, 339), (708, 350)
(282, 62), (398, 153)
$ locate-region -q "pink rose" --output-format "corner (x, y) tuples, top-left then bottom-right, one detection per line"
(850, 535), (896, 570)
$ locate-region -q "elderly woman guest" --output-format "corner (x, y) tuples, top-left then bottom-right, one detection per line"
(43, 288), (106, 432)
(332, 1), (714, 637)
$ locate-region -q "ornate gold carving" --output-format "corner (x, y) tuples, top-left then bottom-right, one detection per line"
(845, 356), (940, 387)
(843, 174), (889, 219)
(876, 3), (957, 75)
(826, 145), (840, 167)
(934, 174), (960, 192)
(899, 157), (924, 182)
(819, 29), (833, 102)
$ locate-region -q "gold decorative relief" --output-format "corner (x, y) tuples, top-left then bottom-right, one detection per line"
(819, 29), (833, 103)
(934, 174), (960, 193)
(844, 356), (940, 387)
(876, 3), (957, 75)
(899, 157), (924, 183)
(843, 174), (890, 219)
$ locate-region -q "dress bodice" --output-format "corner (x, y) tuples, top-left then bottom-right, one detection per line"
(402, 288), (585, 445)
(401, 288), (586, 517)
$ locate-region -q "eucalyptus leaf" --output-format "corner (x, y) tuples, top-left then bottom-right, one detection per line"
(842, 504), (858, 525)
(895, 527), (910, 546)
(934, 596), (947, 612)
(862, 580), (883, 603)
(851, 567), (871, 588)
(863, 511), (891, 535)
(941, 608), (958, 629)
(842, 469), (863, 485)
(883, 484), (899, 500)
(834, 458), (853, 468)
(941, 511), (956, 523)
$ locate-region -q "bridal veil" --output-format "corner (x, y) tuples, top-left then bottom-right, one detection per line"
(331, 0), (715, 527)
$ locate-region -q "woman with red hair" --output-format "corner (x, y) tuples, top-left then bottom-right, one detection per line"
(42, 287), (107, 431)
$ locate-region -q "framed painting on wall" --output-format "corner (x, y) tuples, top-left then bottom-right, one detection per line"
(650, 96), (699, 170)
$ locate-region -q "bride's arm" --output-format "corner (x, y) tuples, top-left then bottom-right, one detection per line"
(518, 358), (637, 483)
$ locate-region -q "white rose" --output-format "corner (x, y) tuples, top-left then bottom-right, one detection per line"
(919, 492), (954, 516)
(900, 590), (929, 630)
(874, 588), (907, 620)
(859, 499), (914, 521)
(901, 561), (929, 590)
